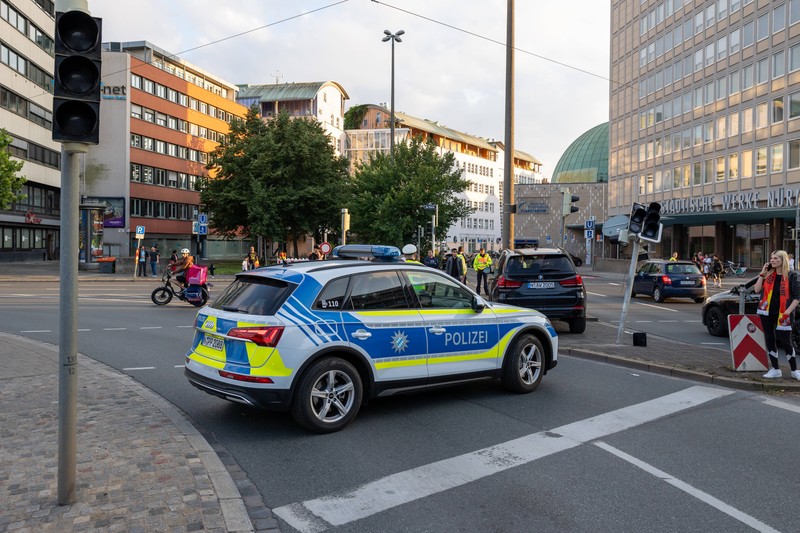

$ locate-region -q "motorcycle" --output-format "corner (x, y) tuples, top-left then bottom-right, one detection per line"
(151, 269), (211, 307)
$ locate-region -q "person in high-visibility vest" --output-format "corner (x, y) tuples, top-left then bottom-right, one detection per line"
(473, 248), (493, 296)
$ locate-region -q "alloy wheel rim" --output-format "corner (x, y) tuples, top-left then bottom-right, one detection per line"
(310, 370), (355, 423)
(518, 343), (542, 385)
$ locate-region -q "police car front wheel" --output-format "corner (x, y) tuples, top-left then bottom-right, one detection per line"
(291, 357), (363, 433)
(501, 333), (544, 393)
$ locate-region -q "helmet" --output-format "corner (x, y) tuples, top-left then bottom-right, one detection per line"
(180, 248), (190, 254)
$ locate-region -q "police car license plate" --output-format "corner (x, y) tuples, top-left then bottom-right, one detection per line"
(202, 334), (224, 351)
(528, 282), (555, 289)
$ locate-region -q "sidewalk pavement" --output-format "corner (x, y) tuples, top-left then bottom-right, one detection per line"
(1, 261), (798, 531)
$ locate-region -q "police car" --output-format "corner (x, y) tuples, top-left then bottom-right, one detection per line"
(184, 245), (558, 433)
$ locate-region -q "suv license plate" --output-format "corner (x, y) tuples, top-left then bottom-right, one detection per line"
(202, 334), (224, 351)
(680, 280), (695, 285)
(528, 282), (555, 289)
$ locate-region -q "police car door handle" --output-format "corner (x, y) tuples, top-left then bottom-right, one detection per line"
(352, 329), (372, 340)
(428, 327), (446, 335)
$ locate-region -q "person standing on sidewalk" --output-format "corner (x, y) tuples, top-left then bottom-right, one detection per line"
(423, 249), (438, 269)
(137, 245), (148, 277)
(473, 248), (492, 295)
(754, 250), (800, 380)
(149, 245), (160, 277)
(457, 246), (468, 284)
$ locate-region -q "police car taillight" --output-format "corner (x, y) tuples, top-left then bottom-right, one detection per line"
(227, 326), (284, 346)
(218, 370), (274, 384)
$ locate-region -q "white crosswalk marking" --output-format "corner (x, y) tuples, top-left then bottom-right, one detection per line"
(273, 386), (734, 533)
(595, 442), (780, 533)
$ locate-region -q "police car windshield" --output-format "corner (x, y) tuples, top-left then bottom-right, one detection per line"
(211, 276), (294, 315)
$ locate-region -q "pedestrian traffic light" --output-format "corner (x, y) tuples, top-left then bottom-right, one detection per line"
(561, 188), (579, 217)
(638, 202), (663, 243)
(52, 10), (102, 144)
(628, 203), (646, 235)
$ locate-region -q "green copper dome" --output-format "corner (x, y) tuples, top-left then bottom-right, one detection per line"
(552, 122), (608, 183)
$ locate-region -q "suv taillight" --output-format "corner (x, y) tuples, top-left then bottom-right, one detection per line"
(560, 274), (583, 287)
(497, 276), (523, 288)
(227, 326), (284, 347)
(661, 275), (672, 285)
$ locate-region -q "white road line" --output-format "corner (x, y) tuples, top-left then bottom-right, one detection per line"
(608, 282), (621, 286)
(174, 365), (184, 368)
(659, 320), (679, 322)
(758, 397), (800, 414)
(177, 325), (194, 328)
(701, 342), (726, 345)
(122, 366), (155, 371)
(102, 327), (127, 331)
(587, 292), (607, 297)
(77, 329), (90, 332)
(683, 320), (702, 323)
(594, 442), (780, 533)
(21, 329), (52, 333)
(139, 326), (163, 329)
(635, 302), (678, 312)
(634, 320), (652, 323)
(273, 386), (733, 533)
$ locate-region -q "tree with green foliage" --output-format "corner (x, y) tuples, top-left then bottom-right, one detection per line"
(348, 137), (472, 249)
(0, 129), (26, 209)
(201, 108), (350, 256)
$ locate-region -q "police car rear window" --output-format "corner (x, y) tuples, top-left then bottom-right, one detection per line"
(210, 276), (294, 316)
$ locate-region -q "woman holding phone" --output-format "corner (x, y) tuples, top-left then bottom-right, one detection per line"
(754, 250), (800, 380)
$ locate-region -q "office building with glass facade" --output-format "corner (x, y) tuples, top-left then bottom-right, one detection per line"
(610, 0), (800, 266)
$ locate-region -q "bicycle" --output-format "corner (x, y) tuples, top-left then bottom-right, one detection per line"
(721, 260), (747, 278)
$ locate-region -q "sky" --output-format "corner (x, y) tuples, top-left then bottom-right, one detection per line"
(88, 0), (610, 180)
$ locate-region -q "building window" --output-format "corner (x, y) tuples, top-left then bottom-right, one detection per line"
(729, 153), (739, 179)
(741, 150), (754, 178)
(771, 143), (784, 173)
(756, 102), (768, 128)
(716, 156), (726, 182)
(130, 164), (140, 182)
(773, 50), (786, 78)
(142, 166), (153, 184)
(790, 91), (800, 118)
(130, 134), (141, 148)
(773, 97), (785, 123)
(757, 12), (770, 41)
(756, 146), (768, 175)
(743, 63), (754, 89)
(757, 58), (769, 84)
(789, 139), (800, 169)
(774, 3), (787, 33)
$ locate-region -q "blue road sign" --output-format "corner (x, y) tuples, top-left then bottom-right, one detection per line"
(135, 225), (145, 235)
(198, 224), (208, 236)
(585, 219), (595, 229)
(198, 214), (208, 224)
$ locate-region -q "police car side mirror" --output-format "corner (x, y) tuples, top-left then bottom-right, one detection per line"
(472, 295), (486, 313)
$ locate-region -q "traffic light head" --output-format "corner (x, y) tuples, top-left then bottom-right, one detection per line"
(52, 10), (102, 144)
(561, 188), (579, 217)
(639, 202), (663, 243)
(629, 202), (646, 234)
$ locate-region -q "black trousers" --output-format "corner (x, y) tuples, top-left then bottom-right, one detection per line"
(476, 269), (489, 295)
(760, 314), (797, 370)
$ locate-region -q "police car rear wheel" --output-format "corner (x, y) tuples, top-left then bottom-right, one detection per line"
(151, 287), (172, 305)
(501, 333), (544, 393)
(291, 357), (363, 433)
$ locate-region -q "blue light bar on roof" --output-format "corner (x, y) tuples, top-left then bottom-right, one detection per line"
(331, 244), (402, 261)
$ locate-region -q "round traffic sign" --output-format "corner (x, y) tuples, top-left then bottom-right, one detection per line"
(602, 214), (629, 238)
(319, 242), (332, 254)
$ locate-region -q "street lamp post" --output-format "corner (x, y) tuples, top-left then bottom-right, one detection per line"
(382, 29), (404, 161)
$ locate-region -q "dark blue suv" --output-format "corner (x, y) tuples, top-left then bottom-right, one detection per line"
(631, 260), (706, 303)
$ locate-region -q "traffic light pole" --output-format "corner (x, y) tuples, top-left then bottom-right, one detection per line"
(58, 142), (87, 505)
(616, 238), (640, 344)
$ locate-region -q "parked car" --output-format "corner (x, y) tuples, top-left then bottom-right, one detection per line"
(184, 244), (558, 433)
(701, 276), (760, 336)
(631, 259), (706, 303)
(488, 247), (586, 333)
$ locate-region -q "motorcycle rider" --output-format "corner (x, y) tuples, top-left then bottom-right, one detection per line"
(170, 248), (194, 289)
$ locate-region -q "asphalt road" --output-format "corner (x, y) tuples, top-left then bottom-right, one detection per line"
(2, 279), (799, 532)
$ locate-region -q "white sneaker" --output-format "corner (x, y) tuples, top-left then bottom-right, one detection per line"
(763, 368), (783, 379)
(791, 370), (800, 381)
